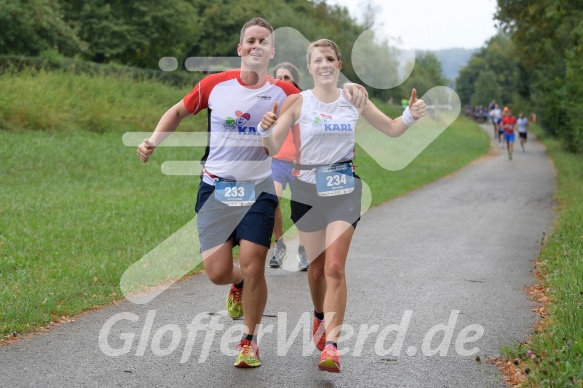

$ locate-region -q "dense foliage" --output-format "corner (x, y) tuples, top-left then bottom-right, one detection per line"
(455, 34), (519, 108)
(497, 0), (583, 152)
(0, 0), (448, 101)
(456, 0), (583, 153)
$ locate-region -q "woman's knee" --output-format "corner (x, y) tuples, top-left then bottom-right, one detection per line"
(325, 261), (345, 281)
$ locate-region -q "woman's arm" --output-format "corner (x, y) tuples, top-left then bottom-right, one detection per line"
(259, 94), (302, 156)
(360, 88), (426, 137)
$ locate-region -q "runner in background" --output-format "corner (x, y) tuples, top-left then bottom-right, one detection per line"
(517, 112), (528, 151)
(489, 103), (501, 140)
(501, 106), (517, 160)
(270, 62), (309, 271)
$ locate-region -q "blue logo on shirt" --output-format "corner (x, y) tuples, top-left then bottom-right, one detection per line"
(324, 123), (353, 131)
(233, 111), (257, 134)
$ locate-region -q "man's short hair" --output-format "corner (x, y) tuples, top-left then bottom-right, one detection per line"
(240, 17), (274, 45)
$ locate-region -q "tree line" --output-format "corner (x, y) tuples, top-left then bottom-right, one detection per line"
(456, 0), (583, 153)
(0, 0), (447, 103)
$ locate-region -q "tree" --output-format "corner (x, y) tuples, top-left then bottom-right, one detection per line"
(471, 70), (501, 106)
(496, 0), (583, 152)
(61, 0), (201, 68)
(455, 34), (518, 107)
(396, 52), (448, 100)
(0, 0), (83, 56)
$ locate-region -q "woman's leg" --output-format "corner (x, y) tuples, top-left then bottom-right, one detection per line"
(301, 229), (327, 312)
(322, 221), (355, 343)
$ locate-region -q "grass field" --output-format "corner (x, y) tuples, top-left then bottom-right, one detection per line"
(499, 125), (583, 386)
(0, 70), (490, 339)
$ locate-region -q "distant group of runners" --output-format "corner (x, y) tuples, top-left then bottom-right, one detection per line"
(137, 17), (426, 373)
(488, 100), (529, 160)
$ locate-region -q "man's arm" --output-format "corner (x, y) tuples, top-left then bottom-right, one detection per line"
(137, 100), (192, 163)
(342, 83), (368, 108)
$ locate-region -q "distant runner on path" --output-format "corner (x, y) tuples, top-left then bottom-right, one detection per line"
(517, 112), (528, 151)
(501, 106), (517, 160)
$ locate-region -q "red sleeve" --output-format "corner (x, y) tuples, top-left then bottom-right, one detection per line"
(183, 70), (241, 114)
(183, 79), (207, 115)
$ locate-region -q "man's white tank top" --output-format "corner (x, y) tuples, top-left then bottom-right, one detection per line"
(292, 89), (359, 184)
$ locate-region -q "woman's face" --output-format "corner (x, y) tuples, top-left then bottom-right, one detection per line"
(307, 47), (341, 86)
(275, 68), (294, 84)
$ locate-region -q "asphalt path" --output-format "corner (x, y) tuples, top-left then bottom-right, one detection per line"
(0, 126), (556, 387)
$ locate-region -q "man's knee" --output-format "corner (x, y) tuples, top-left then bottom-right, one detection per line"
(206, 268), (232, 285)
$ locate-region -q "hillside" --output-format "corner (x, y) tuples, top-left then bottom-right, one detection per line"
(431, 47), (477, 82)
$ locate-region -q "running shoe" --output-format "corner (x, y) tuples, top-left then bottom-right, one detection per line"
(318, 344), (340, 373)
(226, 284), (243, 319)
(312, 316), (326, 351)
(234, 339), (260, 368)
(297, 245), (309, 271)
(269, 242), (287, 268)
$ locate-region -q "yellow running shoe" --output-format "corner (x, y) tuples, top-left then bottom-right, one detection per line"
(226, 284), (243, 319)
(234, 339), (261, 368)
(318, 344), (340, 373)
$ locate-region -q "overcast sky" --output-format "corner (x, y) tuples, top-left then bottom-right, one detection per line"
(325, 0), (500, 51)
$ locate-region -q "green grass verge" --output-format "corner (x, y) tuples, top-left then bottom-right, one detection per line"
(0, 70), (490, 339)
(499, 125), (583, 386)
(0, 69), (203, 133)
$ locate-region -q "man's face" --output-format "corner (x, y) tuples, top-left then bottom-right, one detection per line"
(237, 25), (274, 70)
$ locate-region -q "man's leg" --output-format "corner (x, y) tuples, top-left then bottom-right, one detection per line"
(270, 182), (287, 268)
(202, 241), (245, 320)
(238, 240), (269, 337)
(233, 182), (277, 368)
(196, 179), (248, 319)
(273, 182), (284, 241)
(202, 241), (242, 285)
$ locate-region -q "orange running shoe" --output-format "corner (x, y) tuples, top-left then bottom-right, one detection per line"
(312, 316), (326, 351)
(318, 344), (340, 373)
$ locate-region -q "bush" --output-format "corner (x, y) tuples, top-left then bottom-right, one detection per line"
(0, 55), (203, 88)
